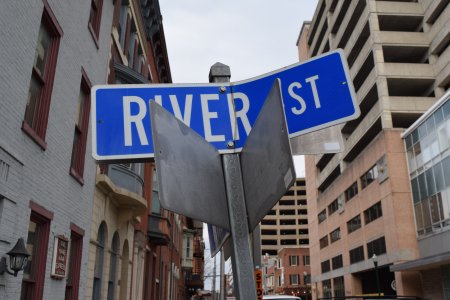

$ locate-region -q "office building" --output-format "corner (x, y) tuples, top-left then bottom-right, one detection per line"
(298, 0), (449, 298)
(392, 89), (450, 299)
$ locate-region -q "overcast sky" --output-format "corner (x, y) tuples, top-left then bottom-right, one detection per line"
(158, 1), (319, 83)
(158, 1), (319, 291)
(158, 0), (319, 179)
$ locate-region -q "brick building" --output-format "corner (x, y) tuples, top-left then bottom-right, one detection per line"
(260, 178), (311, 297)
(298, 0), (450, 299)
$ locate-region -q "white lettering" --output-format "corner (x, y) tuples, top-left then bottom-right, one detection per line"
(154, 95), (162, 106)
(123, 96), (149, 146)
(305, 75), (321, 108)
(288, 82), (307, 115)
(201, 94), (225, 142)
(227, 92), (251, 140)
(169, 94), (193, 126)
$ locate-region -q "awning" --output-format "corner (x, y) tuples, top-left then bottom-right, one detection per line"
(390, 251), (450, 272)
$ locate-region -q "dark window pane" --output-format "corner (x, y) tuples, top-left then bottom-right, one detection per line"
(443, 157), (450, 187)
(367, 236), (386, 258)
(332, 255), (343, 270)
(347, 214), (362, 233)
(418, 172), (428, 200)
(433, 163), (445, 191)
(425, 168), (436, 195)
(349, 246), (364, 264)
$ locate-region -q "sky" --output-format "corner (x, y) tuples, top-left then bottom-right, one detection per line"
(158, 0), (319, 290)
(158, 0), (319, 179)
(158, 1), (318, 84)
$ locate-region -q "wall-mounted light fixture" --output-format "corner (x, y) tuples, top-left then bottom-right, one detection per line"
(0, 238), (30, 277)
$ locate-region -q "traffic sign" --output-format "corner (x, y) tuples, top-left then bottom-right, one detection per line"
(92, 49), (359, 161)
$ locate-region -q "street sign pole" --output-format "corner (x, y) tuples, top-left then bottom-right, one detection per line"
(209, 63), (258, 300)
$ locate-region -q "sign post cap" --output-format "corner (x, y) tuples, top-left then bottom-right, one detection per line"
(209, 62), (231, 82)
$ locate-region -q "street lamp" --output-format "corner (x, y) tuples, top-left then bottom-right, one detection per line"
(372, 254), (381, 297)
(0, 238), (30, 277)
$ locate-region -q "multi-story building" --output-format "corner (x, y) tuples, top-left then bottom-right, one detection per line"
(87, 1), (205, 299)
(261, 178), (309, 256)
(0, 1), (114, 299)
(392, 89), (450, 299)
(276, 248), (311, 298)
(299, 0), (450, 299)
(87, 0), (160, 298)
(260, 178), (311, 297)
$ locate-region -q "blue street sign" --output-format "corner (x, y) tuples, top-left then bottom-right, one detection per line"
(92, 49), (359, 161)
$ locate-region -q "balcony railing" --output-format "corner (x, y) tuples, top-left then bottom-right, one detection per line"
(100, 164), (144, 196)
(148, 213), (170, 246)
(185, 273), (203, 289)
(96, 170), (147, 217)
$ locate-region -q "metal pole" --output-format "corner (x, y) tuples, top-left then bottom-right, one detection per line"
(212, 255), (217, 300)
(375, 263), (380, 297)
(222, 154), (258, 300)
(220, 251), (225, 300)
(209, 63), (258, 300)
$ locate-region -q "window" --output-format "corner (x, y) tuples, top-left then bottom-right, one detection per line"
(323, 279), (332, 297)
(333, 276), (345, 297)
(319, 235), (329, 249)
(321, 260), (330, 273)
(289, 255), (298, 266)
(107, 232), (119, 300)
(298, 229), (308, 235)
(290, 274), (299, 285)
(303, 255), (310, 266)
(89, 0), (103, 43)
(185, 236), (190, 257)
(280, 219), (295, 225)
(92, 222), (107, 299)
(65, 224), (84, 300)
(281, 229), (296, 235)
(261, 219), (276, 225)
(367, 236), (386, 258)
(318, 209), (327, 223)
(280, 209), (295, 215)
(347, 214), (362, 233)
(117, 1), (129, 48)
(349, 246), (364, 264)
(152, 168), (161, 215)
(332, 255), (343, 270)
(330, 227), (341, 243)
(281, 239), (296, 245)
(70, 70), (91, 183)
(361, 164), (378, 189)
(23, 2), (62, 149)
(364, 202), (383, 224)
(345, 181), (358, 201)
(328, 199), (339, 216)
(128, 32), (138, 68)
(21, 203), (53, 300)
(286, 190), (295, 196)
(303, 273), (311, 284)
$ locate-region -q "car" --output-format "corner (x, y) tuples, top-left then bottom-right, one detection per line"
(263, 295), (302, 300)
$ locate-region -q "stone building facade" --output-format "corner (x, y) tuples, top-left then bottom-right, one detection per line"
(0, 0), (114, 299)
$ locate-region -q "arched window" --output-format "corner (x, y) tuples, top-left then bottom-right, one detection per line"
(107, 232), (120, 300)
(119, 240), (130, 300)
(92, 222), (107, 299)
